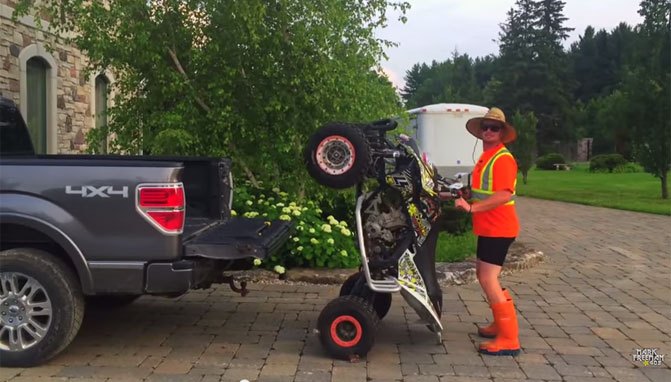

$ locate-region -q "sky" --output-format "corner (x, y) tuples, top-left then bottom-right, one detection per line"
(376, 0), (644, 90)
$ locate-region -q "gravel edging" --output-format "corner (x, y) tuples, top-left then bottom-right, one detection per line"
(231, 241), (544, 287)
(435, 241), (544, 286)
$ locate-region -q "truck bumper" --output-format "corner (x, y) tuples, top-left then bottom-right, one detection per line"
(145, 260), (194, 294)
(89, 259), (218, 295)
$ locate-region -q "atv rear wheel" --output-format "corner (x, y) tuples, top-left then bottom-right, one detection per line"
(339, 272), (392, 320)
(304, 124), (371, 189)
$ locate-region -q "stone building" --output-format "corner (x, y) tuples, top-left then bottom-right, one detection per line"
(1, 0), (112, 154)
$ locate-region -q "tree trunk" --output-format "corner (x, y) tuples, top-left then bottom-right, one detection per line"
(522, 169), (529, 184)
(662, 173), (668, 199)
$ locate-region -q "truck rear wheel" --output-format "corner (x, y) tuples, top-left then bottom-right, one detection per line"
(0, 248), (84, 367)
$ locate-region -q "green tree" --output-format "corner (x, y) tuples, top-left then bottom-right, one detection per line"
(508, 110), (538, 184)
(401, 63), (430, 105)
(492, 0), (574, 152)
(568, 23), (636, 102)
(402, 52), (485, 108)
(15, 0), (409, 197)
(623, 0), (670, 199)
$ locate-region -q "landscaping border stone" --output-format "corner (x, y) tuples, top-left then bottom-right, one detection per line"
(233, 241), (544, 286)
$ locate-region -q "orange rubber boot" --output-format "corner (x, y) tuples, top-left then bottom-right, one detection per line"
(479, 299), (520, 356)
(477, 288), (512, 338)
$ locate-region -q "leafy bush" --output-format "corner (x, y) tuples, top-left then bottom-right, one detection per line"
(232, 184), (359, 269)
(436, 232), (476, 263)
(590, 154), (627, 173)
(613, 162), (644, 173)
(536, 153), (566, 170)
(437, 205), (472, 234)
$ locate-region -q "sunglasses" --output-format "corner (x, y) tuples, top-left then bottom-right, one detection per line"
(481, 123), (503, 132)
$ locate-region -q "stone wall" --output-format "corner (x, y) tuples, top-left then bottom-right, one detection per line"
(1, 0), (94, 153)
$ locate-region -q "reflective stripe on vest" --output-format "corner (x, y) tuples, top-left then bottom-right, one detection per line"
(472, 147), (516, 206)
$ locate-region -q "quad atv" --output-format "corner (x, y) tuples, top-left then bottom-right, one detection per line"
(304, 119), (466, 360)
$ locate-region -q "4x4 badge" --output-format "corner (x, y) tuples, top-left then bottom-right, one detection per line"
(65, 185), (129, 198)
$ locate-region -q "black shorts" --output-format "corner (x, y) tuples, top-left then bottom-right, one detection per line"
(477, 236), (515, 266)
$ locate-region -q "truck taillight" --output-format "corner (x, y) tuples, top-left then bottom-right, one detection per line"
(136, 183), (185, 234)
(139, 187), (184, 208)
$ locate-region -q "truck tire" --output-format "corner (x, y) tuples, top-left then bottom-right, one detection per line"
(304, 124), (372, 189)
(0, 248), (85, 367)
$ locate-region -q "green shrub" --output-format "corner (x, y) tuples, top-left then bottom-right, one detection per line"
(536, 153), (566, 170)
(437, 204), (472, 234)
(436, 232), (476, 263)
(233, 184), (359, 269)
(613, 162), (644, 173)
(590, 154), (627, 173)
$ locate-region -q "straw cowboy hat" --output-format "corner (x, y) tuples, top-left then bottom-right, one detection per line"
(466, 107), (517, 143)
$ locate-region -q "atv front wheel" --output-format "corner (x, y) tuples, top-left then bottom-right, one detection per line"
(304, 124), (372, 189)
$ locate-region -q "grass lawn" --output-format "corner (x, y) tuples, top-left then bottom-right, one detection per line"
(517, 164), (671, 215)
(436, 232), (476, 263)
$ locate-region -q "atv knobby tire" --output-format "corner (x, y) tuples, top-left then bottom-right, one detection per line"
(0, 248), (84, 367)
(304, 124), (371, 189)
(339, 272), (392, 320)
(317, 295), (379, 360)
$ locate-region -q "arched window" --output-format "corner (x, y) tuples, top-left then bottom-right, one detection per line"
(19, 44), (57, 154)
(26, 57), (49, 154)
(95, 74), (110, 153)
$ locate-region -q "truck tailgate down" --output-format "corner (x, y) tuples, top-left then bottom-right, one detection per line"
(184, 218), (292, 260)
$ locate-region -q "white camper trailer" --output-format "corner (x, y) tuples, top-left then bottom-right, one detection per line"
(407, 103), (489, 177)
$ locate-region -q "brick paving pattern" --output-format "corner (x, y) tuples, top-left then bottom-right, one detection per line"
(1, 197), (669, 381)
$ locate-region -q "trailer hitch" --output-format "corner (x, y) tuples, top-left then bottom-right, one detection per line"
(219, 275), (249, 296)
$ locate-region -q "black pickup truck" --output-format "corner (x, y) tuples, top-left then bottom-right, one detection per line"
(0, 96), (292, 367)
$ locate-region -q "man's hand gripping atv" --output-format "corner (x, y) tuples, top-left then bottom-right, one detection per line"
(304, 119), (467, 360)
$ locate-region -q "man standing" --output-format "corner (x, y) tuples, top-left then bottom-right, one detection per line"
(455, 107), (521, 356)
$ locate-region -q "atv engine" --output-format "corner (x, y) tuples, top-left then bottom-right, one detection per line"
(362, 191), (409, 262)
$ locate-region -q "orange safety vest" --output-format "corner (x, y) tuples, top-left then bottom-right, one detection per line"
(470, 144), (519, 238)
